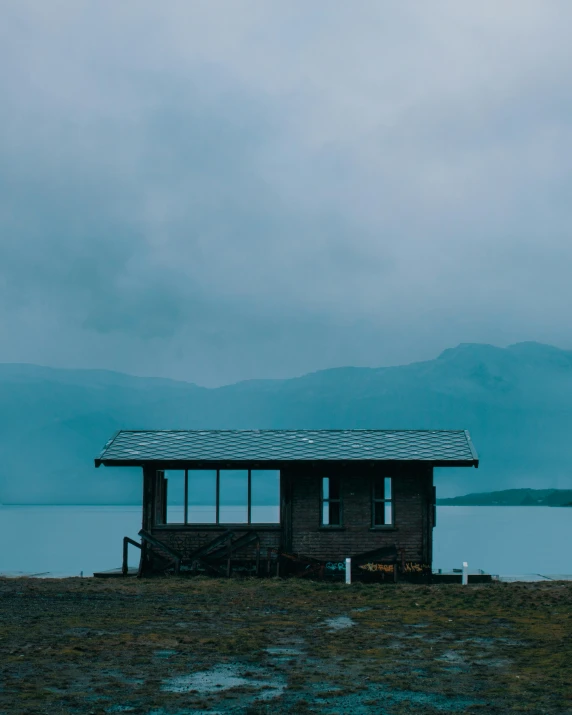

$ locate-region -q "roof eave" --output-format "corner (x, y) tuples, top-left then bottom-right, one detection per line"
(94, 458), (478, 469)
(464, 430), (479, 466)
(94, 430), (122, 468)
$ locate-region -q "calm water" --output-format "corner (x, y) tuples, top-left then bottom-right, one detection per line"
(0, 505), (570, 576)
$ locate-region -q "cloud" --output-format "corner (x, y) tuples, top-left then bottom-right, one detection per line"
(1, 1), (571, 384)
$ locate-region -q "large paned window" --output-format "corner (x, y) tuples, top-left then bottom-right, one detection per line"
(372, 476), (393, 526)
(163, 469), (280, 524)
(321, 476), (342, 526)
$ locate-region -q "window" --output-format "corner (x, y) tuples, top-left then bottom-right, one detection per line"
(219, 470), (248, 523)
(165, 470), (185, 524)
(321, 477), (342, 526)
(251, 470), (280, 523)
(188, 470), (217, 523)
(372, 476), (393, 526)
(163, 469), (280, 524)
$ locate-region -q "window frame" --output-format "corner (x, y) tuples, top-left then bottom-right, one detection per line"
(371, 476), (395, 529)
(164, 468), (281, 526)
(320, 476), (343, 528)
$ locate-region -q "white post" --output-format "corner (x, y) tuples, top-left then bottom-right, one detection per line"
(462, 561), (469, 585)
(345, 558), (351, 585)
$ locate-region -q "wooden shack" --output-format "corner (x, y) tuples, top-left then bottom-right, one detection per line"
(94, 429), (479, 579)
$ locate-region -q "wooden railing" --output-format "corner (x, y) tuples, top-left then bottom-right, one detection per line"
(122, 537), (142, 576)
(138, 529), (182, 575)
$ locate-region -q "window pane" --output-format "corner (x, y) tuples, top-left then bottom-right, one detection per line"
(322, 503), (330, 525)
(374, 501), (385, 525)
(329, 477), (341, 500)
(322, 477), (329, 500)
(328, 501), (341, 526)
(373, 477), (385, 500)
(385, 502), (393, 525)
(251, 470), (280, 523)
(219, 470), (248, 523)
(384, 477), (392, 500)
(188, 470), (216, 524)
(165, 470), (185, 524)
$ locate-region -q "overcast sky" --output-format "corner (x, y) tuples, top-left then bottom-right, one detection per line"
(1, 2), (571, 386)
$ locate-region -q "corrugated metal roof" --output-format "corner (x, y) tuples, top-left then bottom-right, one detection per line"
(95, 429), (478, 467)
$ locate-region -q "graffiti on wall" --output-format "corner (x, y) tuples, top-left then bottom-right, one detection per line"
(358, 562), (430, 573)
(359, 562), (395, 573)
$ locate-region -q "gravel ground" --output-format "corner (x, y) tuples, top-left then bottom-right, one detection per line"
(0, 576), (571, 714)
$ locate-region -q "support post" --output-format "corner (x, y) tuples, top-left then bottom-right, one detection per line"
(462, 561), (469, 585)
(140, 467), (156, 577)
(184, 470), (188, 524)
(345, 558), (351, 585)
(123, 537), (129, 576)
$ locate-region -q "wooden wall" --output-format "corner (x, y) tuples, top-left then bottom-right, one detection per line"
(142, 464), (435, 571)
(284, 465), (434, 564)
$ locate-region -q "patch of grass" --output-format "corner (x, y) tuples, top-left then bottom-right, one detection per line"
(0, 577), (571, 713)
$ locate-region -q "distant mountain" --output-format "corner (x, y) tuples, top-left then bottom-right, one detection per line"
(438, 488), (572, 507)
(1, 341), (571, 504)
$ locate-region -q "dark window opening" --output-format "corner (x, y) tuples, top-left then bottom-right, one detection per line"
(321, 476), (342, 526)
(372, 476), (393, 526)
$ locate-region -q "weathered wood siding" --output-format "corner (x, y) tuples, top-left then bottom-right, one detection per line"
(149, 527), (281, 560)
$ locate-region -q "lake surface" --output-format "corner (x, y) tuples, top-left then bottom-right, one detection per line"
(0, 505), (570, 576)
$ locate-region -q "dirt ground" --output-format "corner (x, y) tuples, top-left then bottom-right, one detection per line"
(0, 577), (570, 715)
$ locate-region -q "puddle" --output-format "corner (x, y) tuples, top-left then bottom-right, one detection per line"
(65, 627), (107, 636)
(162, 663), (285, 700)
(163, 664), (248, 693)
(324, 616), (355, 630)
(478, 657), (512, 668)
(148, 710), (223, 715)
(100, 668), (145, 686)
(437, 650), (466, 664)
(153, 649), (178, 659)
(311, 681), (481, 713)
(265, 647), (303, 657)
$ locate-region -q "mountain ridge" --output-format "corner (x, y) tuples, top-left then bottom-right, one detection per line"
(1, 341), (571, 504)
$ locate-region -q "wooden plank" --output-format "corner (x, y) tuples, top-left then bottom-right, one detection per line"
(205, 532), (259, 562)
(186, 530), (235, 562)
(94, 568), (138, 578)
(138, 529), (182, 575)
